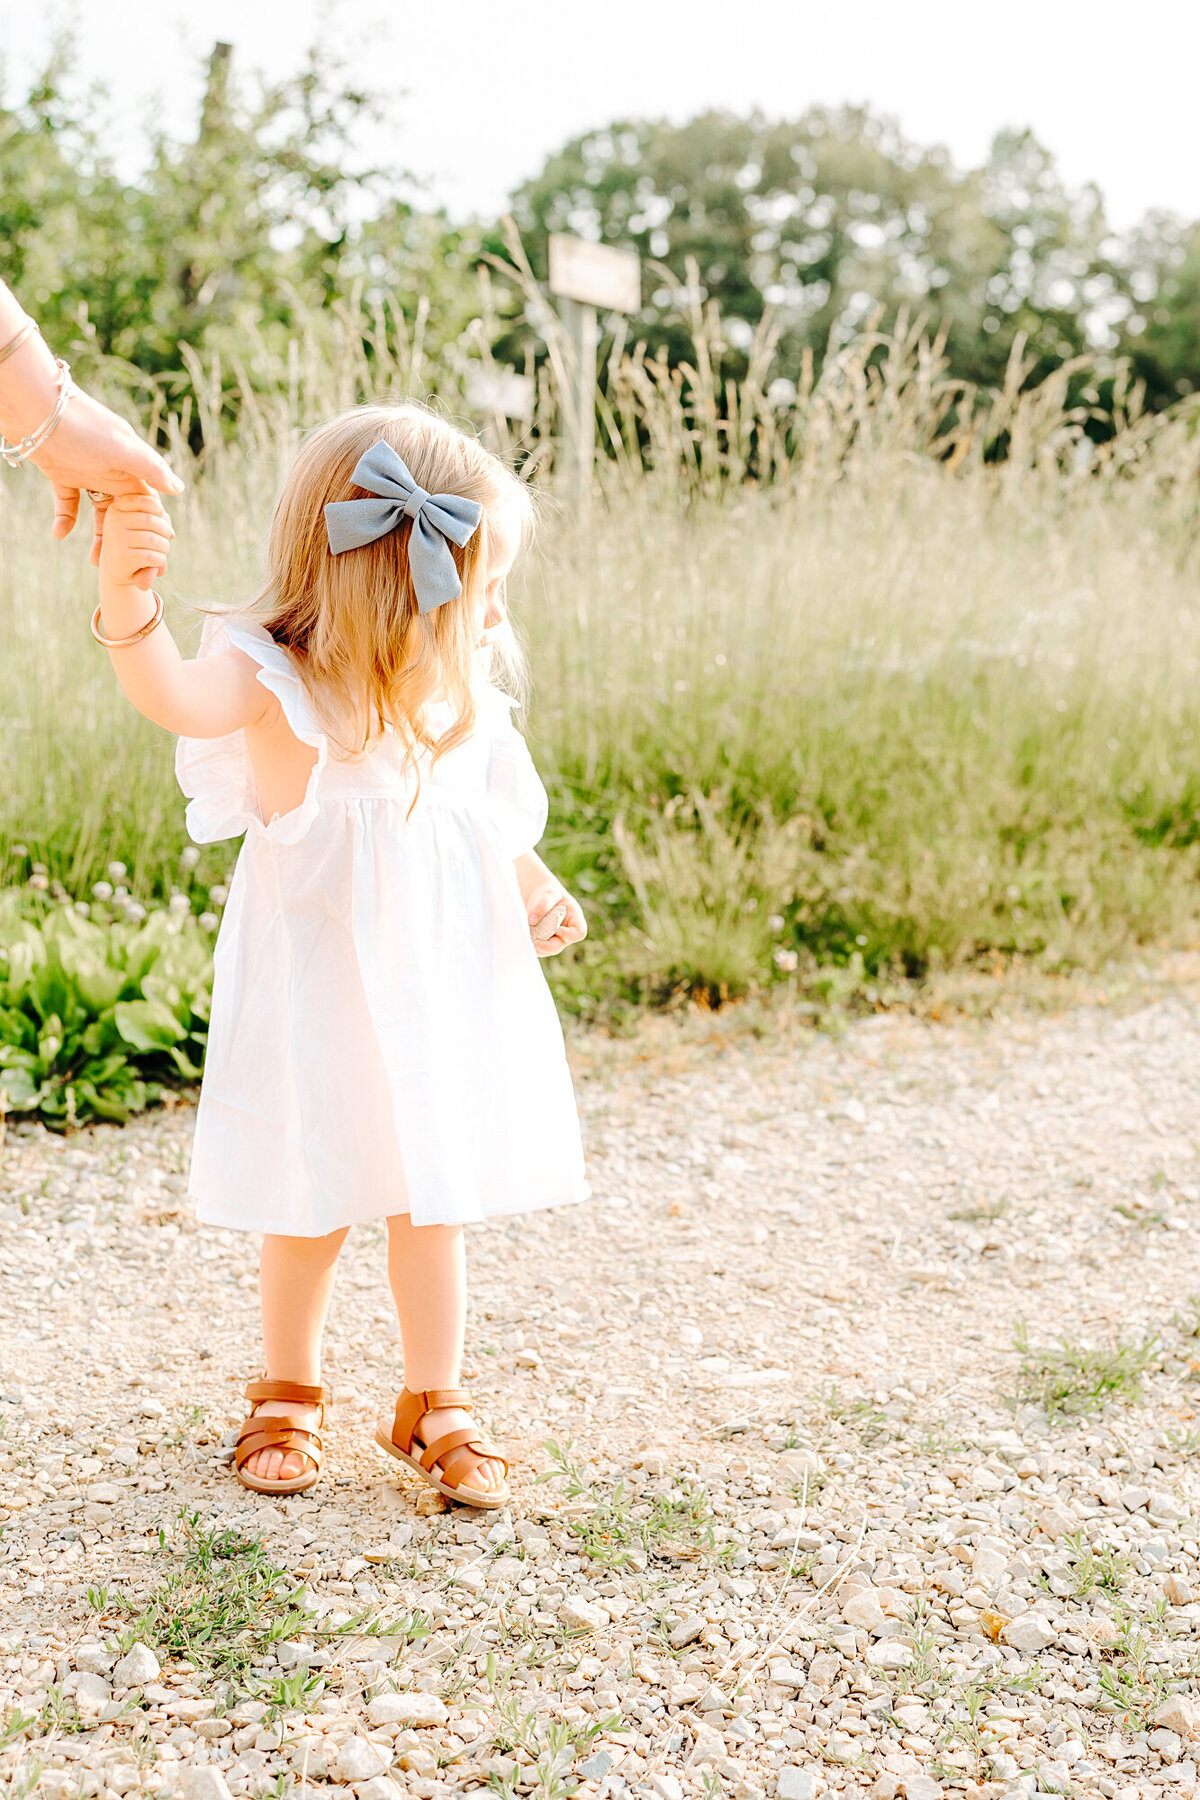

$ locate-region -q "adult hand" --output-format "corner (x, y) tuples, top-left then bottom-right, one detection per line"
(30, 388), (183, 587)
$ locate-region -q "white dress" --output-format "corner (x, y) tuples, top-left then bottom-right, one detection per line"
(175, 616), (589, 1236)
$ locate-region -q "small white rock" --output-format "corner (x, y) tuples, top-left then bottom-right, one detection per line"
(178, 1770), (235, 1800)
(902, 1778), (942, 1800)
(842, 1589), (887, 1634)
(1002, 1613), (1056, 1653)
(650, 1777), (683, 1800)
(332, 1736), (389, 1783)
(86, 1482), (121, 1504)
(74, 1642), (114, 1676)
(112, 1642), (161, 1687)
(777, 1768), (821, 1800)
(1154, 1695), (1199, 1739)
(668, 1614), (705, 1649)
(865, 1640), (912, 1669)
(559, 1595), (608, 1632)
(1164, 1574), (1194, 1606)
(72, 1671), (111, 1716)
(366, 1693), (448, 1728)
(357, 1780), (404, 1800)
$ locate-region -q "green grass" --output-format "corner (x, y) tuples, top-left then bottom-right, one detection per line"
(4, 311), (1200, 1023)
(1010, 1319), (1160, 1417)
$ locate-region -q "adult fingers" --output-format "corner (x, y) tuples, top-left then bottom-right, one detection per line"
(50, 482), (80, 541)
(104, 440), (184, 497)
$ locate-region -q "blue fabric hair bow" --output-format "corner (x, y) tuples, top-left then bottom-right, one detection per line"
(323, 439), (484, 614)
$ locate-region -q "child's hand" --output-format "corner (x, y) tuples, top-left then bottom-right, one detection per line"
(525, 881), (587, 957)
(97, 491), (174, 592)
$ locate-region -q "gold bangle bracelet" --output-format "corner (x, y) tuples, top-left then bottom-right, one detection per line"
(90, 591), (164, 648)
(0, 319), (37, 366)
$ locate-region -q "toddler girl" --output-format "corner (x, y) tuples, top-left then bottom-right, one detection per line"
(92, 405), (589, 1509)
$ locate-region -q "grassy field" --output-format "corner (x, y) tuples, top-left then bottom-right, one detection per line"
(2, 308), (1200, 1022)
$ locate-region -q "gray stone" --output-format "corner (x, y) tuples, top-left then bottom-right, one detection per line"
(866, 1639), (913, 1670)
(578, 1751), (612, 1781)
(276, 1639), (314, 1669)
(178, 1770), (235, 1800)
(112, 1642), (161, 1687)
(74, 1642), (114, 1676)
(777, 1769), (821, 1800)
(366, 1693), (448, 1728)
(331, 1737), (389, 1783)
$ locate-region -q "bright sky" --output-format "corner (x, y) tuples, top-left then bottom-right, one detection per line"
(0, 0), (1193, 233)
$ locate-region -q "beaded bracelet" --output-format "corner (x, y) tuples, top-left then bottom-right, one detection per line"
(90, 590), (164, 649)
(0, 358), (74, 468)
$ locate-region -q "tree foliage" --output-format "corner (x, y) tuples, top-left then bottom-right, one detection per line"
(0, 42), (1195, 417)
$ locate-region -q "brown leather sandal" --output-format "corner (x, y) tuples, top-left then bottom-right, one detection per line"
(235, 1378), (329, 1496)
(375, 1387), (509, 1510)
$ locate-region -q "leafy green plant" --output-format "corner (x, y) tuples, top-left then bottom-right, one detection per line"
(538, 1438), (720, 1568)
(1010, 1320), (1160, 1417)
(0, 891), (212, 1127)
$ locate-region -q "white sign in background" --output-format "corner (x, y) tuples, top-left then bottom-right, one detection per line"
(548, 234), (641, 314)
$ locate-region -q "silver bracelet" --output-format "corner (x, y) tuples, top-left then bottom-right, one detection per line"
(0, 358), (74, 468)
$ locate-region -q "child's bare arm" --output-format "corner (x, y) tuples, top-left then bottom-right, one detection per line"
(96, 493), (278, 739)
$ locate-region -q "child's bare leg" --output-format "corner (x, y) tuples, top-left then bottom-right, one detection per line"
(243, 1227), (349, 1484)
(385, 1215), (504, 1493)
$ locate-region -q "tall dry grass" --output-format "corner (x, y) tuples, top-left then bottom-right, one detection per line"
(2, 264), (1200, 1015)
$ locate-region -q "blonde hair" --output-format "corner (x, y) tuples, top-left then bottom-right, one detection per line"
(251, 403), (532, 762)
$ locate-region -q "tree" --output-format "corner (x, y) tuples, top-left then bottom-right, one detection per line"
(509, 108), (1121, 393)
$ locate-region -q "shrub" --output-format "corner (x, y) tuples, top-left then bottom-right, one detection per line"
(0, 890), (213, 1128)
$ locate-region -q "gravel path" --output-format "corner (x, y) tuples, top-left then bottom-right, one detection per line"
(2, 994), (1200, 1800)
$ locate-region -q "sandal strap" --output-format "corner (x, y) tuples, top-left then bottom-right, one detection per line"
(390, 1386), (472, 1453)
(235, 1415), (323, 1470)
(245, 1377), (329, 1408)
(420, 1426), (508, 1481)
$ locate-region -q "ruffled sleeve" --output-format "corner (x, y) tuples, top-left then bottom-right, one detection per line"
(479, 686), (549, 858)
(174, 614), (328, 845)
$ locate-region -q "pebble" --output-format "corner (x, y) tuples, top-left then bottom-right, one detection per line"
(331, 1737), (389, 1783)
(558, 1595), (608, 1632)
(1003, 1613), (1057, 1653)
(667, 1613), (706, 1648)
(72, 1672), (111, 1716)
(1154, 1697), (1199, 1739)
(112, 1642), (161, 1687)
(366, 1694), (448, 1728)
(357, 1781), (404, 1800)
(178, 1771), (235, 1800)
(842, 1589), (887, 1634)
(777, 1770), (820, 1800)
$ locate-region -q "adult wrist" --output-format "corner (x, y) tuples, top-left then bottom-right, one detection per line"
(0, 323), (64, 439)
